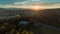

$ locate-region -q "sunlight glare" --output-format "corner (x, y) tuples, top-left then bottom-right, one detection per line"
(32, 5), (40, 10)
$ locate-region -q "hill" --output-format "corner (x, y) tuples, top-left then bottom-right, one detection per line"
(0, 8), (60, 28)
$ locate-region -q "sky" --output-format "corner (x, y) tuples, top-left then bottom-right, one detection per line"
(0, 0), (60, 9)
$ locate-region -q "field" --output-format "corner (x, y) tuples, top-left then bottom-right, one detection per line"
(0, 8), (60, 34)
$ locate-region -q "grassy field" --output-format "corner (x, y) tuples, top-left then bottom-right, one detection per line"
(39, 24), (60, 34)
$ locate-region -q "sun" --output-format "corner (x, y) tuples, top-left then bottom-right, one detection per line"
(34, 6), (40, 10)
(32, 5), (40, 10)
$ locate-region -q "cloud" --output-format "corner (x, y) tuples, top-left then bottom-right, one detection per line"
(14, 0), (41, 5)
(0, 3), (60, 9)
(30, 0), (40, 1)
(14, 1), (29, 5)
(0, 0), (60, 9)
(40, 3), (60, 9)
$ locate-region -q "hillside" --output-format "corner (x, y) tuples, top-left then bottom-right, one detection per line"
(0, 8), (60, 28)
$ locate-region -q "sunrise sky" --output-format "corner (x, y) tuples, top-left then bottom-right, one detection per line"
(0, 0), (60, 9)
